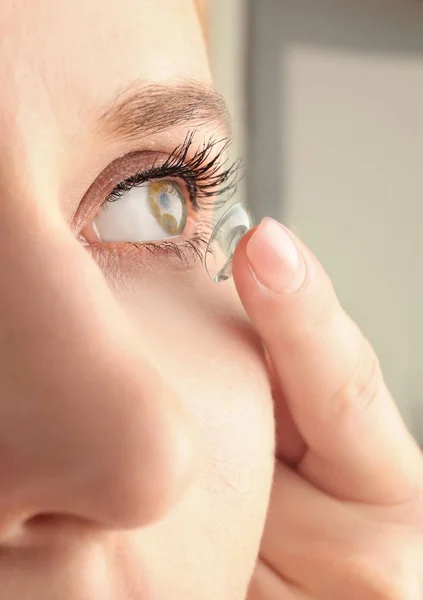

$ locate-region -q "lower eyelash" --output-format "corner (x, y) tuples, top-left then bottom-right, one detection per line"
(128, 230), (211, 267)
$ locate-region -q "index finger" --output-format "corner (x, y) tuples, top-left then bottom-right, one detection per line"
(233, 217), (423, 504)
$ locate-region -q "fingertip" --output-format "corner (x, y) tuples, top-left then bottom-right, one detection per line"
(233, 225), (257, 260)
(233, 218), (309, 299)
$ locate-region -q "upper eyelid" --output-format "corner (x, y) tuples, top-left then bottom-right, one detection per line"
(103, 133), (241, 210)
(105, 163), (199, 209)
(88, 130), (236, 201)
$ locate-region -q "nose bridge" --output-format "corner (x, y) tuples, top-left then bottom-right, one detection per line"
(0, 191), (72, 357)
(0, 209), (110, 510)
(0, 201), (198, 535)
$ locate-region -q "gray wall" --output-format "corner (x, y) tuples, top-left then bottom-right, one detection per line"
(247, 0), (423, 440)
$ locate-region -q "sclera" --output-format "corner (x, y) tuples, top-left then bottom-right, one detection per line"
(204, 202), (255, 283)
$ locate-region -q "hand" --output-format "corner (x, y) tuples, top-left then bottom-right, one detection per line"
(233, 218), (423, 600)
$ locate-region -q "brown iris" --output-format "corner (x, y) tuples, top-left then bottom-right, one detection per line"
(148, 181), (187, 236)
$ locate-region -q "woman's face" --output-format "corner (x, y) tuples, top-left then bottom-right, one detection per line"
(0, 1), (274, 598)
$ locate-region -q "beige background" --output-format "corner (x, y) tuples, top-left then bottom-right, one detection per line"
(284, 43), (423, 439)
(209, 0), (247, 210)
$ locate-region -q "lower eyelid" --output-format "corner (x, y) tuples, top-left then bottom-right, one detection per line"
(79, 204), (214, 280)
(82, 216), (210, 267)
(84, 239), (207, 278)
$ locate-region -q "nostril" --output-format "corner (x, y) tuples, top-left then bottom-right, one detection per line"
(26, 513), (60, 527)
(24, 513), (103, 539)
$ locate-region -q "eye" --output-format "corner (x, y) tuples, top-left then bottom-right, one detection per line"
(84, 180), (188, 244)
(76, 133), (243, 267)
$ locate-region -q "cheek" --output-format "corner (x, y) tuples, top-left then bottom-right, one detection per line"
(117, 269), (275, 555)
(117, 270), (275, 460)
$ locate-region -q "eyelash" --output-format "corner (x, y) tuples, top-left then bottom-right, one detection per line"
(102, 131), (242, 265)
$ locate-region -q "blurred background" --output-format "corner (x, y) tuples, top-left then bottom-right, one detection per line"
(203, 0), (423, 442)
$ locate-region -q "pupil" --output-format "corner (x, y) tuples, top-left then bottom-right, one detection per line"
(159, 192), (171, 209)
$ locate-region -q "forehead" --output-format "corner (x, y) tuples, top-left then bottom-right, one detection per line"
(0, 0), (209, 140)
(0, 0), (211, 204)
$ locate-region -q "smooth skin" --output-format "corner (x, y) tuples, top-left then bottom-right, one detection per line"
(0, 0), (422, 599)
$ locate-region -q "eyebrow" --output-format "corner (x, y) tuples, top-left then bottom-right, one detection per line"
(93, 80), (230, 143)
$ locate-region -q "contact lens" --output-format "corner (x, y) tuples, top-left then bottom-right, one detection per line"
(205, 202), (255, 283)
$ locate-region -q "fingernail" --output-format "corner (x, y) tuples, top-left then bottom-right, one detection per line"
(246, 218), (305, 294)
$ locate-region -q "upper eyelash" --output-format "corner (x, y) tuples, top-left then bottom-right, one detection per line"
(104, 130), (243, 210)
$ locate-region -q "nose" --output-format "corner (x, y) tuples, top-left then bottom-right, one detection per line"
(0, 204), (200, 538)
